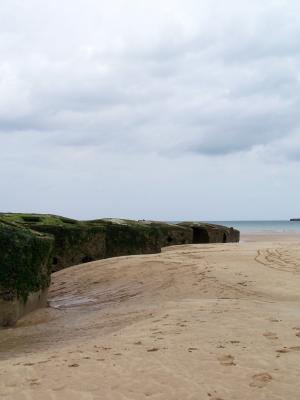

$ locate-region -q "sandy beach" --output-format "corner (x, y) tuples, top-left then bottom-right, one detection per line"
(1, 233), (300, 399)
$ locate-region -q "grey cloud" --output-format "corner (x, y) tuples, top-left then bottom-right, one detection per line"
(0, 0), (300, 160)
(1, 0), (300, 219)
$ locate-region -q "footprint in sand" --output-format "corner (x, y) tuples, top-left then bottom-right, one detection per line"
(276, 348), (289, 354)
(263, 331), (279, 340)
(188, 347), (198, 352)
(292, 328), (300, 337)
(217, 354), (236, 366)
(290, 346), (300, 351)
(29, 379), (40, 386)
(276, 346), (300, 354)
(207, 391), (224, 399)
(250, 373), (272, 388)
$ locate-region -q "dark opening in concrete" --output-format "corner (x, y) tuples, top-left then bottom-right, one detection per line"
(81, 256), (93, 263)
(223, 233), (227, 243)
(192, 227), (209, 243)
(167, 236), (173, 243)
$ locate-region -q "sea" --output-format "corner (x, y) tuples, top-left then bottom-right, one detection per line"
(207, 220), (300, 234)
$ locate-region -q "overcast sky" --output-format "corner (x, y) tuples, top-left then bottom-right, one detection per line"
(0, 0), (300, 220)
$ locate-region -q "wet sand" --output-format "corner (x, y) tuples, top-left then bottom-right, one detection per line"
(1, 233), (300, 399)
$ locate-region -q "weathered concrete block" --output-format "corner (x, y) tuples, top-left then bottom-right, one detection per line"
(0, 215), (162, 272)
(0, 288), (48, 327)
(0, 221), (53, 326)
(178, 222), (240, 243)
(139, 221), (193, 247)
(0, 214), (240, 326)
(32, 224), (107, 272)
(97, 219), (161, 259)
(0, 214), (107, 272)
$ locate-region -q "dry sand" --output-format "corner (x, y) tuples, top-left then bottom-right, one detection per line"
(1, 233), (300, 399)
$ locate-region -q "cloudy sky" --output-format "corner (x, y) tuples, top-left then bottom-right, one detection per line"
(1, 0), (300, 220)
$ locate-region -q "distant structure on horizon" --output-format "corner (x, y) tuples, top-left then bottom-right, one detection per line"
(290, 218), (300, 221)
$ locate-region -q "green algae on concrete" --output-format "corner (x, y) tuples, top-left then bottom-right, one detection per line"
(28, 223), (107, 272)
(0, 213), (78, 227)
(0, 214), (107, 272)
(0, 215), (163, 272)
(95, 219), (160, 259)
(178, 222), (240, 244)
(0, 213), (240, 326)
(0, 220), (54, 326)
(0, 214), (240, 275)
(138, 220), (193, 248)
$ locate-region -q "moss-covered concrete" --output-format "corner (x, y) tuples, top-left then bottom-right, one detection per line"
(0, 214), (106, 272)
(0, 220), (54, 326)
(138, 221), (193, 248)
(178, 222), (240, 244)
(0, 215), (161, 272)
(0, 213), (240, 325)
(0, 214), (240, 274)
(30, 224), (107, 272)
(97, 219), (160, 259)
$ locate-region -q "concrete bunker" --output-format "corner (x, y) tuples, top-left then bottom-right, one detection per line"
(0, 214), (240, 326)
